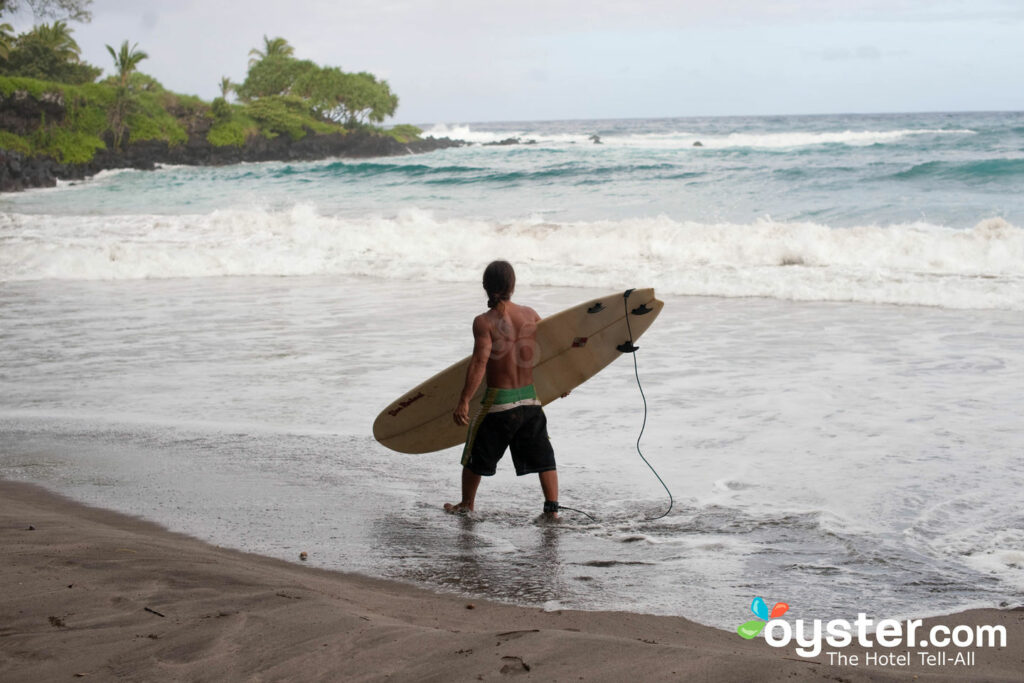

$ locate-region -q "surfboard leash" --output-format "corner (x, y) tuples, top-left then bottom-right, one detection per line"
(555, 504), (597, 522)
(621, 289), (674, 521)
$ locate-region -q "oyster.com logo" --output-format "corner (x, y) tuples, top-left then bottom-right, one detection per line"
(734, 595), (1007, 665)
(737, 596), (790, 639)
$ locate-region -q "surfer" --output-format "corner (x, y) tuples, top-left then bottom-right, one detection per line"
(446, 260), (560, 518)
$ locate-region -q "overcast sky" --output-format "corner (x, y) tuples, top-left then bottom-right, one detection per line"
(8, 0), (1024, 124)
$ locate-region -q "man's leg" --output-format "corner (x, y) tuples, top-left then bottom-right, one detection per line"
(444, 467), (482, 513)
(539, 469), (558, 518)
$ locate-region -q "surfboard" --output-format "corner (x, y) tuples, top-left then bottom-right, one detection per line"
(373, 288), (664, 454)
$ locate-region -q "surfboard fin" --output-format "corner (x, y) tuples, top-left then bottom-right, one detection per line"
(631, 303), (653, 315)
(587, 302), (606, 314)
(617, 341), (639, 353)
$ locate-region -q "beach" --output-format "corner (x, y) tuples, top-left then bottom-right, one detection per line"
(2, 480), (1020, 681)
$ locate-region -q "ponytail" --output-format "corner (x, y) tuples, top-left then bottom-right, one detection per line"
(487, 293), (506, 311)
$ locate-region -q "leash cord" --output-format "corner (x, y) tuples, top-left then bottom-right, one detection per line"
(623, 294), (673, 521)
(556, 504), (597, 521)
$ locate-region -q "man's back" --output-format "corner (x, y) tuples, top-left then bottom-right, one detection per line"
(479, 301), (540, 389)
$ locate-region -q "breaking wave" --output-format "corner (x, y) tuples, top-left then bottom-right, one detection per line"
(423, 124), (975, 149)
(2, 208), (1021, 310)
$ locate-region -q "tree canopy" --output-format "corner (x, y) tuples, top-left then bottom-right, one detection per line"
(28, 19), (77, 59)
(238, 39), (399, 127)
(235, 53), (315, 100)
(294, 67), (398, 125)
(1, 20), (99, 83)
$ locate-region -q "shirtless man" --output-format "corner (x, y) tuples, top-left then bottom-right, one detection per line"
(446, 260), (559, 517)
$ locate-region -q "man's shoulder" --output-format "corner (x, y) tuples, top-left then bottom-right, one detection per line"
(518, 304), (541, 321)
(472, 312), (492, 332)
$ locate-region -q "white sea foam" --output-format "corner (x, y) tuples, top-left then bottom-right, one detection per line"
(424, 123), (603, 146)
(423, 124), (975, 149)
(2, 208), (1021, 310)
(616, 128), (976, 150)
(962, 547), (1024, 592)
(423, 123), (516, 144)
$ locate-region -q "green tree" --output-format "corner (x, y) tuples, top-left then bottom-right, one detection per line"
(235, 36), (401, 126)
(294, 66), (398, 126)
(0, 0), (92, 22)
(105, 40), (148, 87)
(247, 35), (293, 66)
(347, 71), (398, 125)
(1, 21), (99, 83)
(27, 19), (77, 59)
(104, 41), (148, 150)
(235, 54), (315, 101)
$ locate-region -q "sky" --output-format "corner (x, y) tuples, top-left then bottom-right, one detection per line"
(7, 0), (1024, 124)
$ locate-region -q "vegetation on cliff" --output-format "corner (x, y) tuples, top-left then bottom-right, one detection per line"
(0, 8), (421, 167)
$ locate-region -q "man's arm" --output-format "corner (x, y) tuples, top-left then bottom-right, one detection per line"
(453, 315), (492, 426)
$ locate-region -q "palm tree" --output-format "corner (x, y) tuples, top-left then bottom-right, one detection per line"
(247, 35), (293, 66)
(0, 22), (13, 61)
(105, 40), (148, 87)
(25, 20), (81, 61)
(218, 76), (234, 98)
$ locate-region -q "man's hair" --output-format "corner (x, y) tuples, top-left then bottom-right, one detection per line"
(483, 260), (515, 310)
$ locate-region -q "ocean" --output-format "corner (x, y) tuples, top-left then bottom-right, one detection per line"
(1, 112), (1022, 629)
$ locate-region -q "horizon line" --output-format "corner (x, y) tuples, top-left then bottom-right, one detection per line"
(397, 108), (1023, 128)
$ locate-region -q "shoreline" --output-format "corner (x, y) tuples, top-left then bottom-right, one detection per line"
(1, 479), (1020, 681)
(0, 130), (467, 194)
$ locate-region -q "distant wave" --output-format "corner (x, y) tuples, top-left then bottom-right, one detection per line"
(274, 161), (488, 179)
(891, 158), (1024, 182)
(423, 124), (975, 150)
(270, 159), (692, 185)
(3, 208), (1021, 310)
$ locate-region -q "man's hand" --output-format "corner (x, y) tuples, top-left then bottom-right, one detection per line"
(453, 400), (470, 426)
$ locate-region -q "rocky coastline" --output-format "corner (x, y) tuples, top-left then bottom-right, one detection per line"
(0, 87), (465, 192)
(0, 130), (465, 193)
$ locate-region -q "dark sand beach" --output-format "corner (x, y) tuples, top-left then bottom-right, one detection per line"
(1, 480), (1020, 681)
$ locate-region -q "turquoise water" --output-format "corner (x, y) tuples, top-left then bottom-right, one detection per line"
(3, 111), (1022, 309)
(6, 112), (1024, 226)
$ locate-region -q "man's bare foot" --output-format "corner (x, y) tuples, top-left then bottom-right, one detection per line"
(444, 502), (474, 514)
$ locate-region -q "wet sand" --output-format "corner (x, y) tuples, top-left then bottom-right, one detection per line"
(1, 480), (1020, 682)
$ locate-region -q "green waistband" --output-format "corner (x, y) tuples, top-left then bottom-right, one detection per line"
(483, 384), (538, 404)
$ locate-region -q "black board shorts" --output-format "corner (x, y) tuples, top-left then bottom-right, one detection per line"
(461, 385), (556, 477)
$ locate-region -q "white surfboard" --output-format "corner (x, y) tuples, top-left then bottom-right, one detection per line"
(373, 288), (664, 454)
